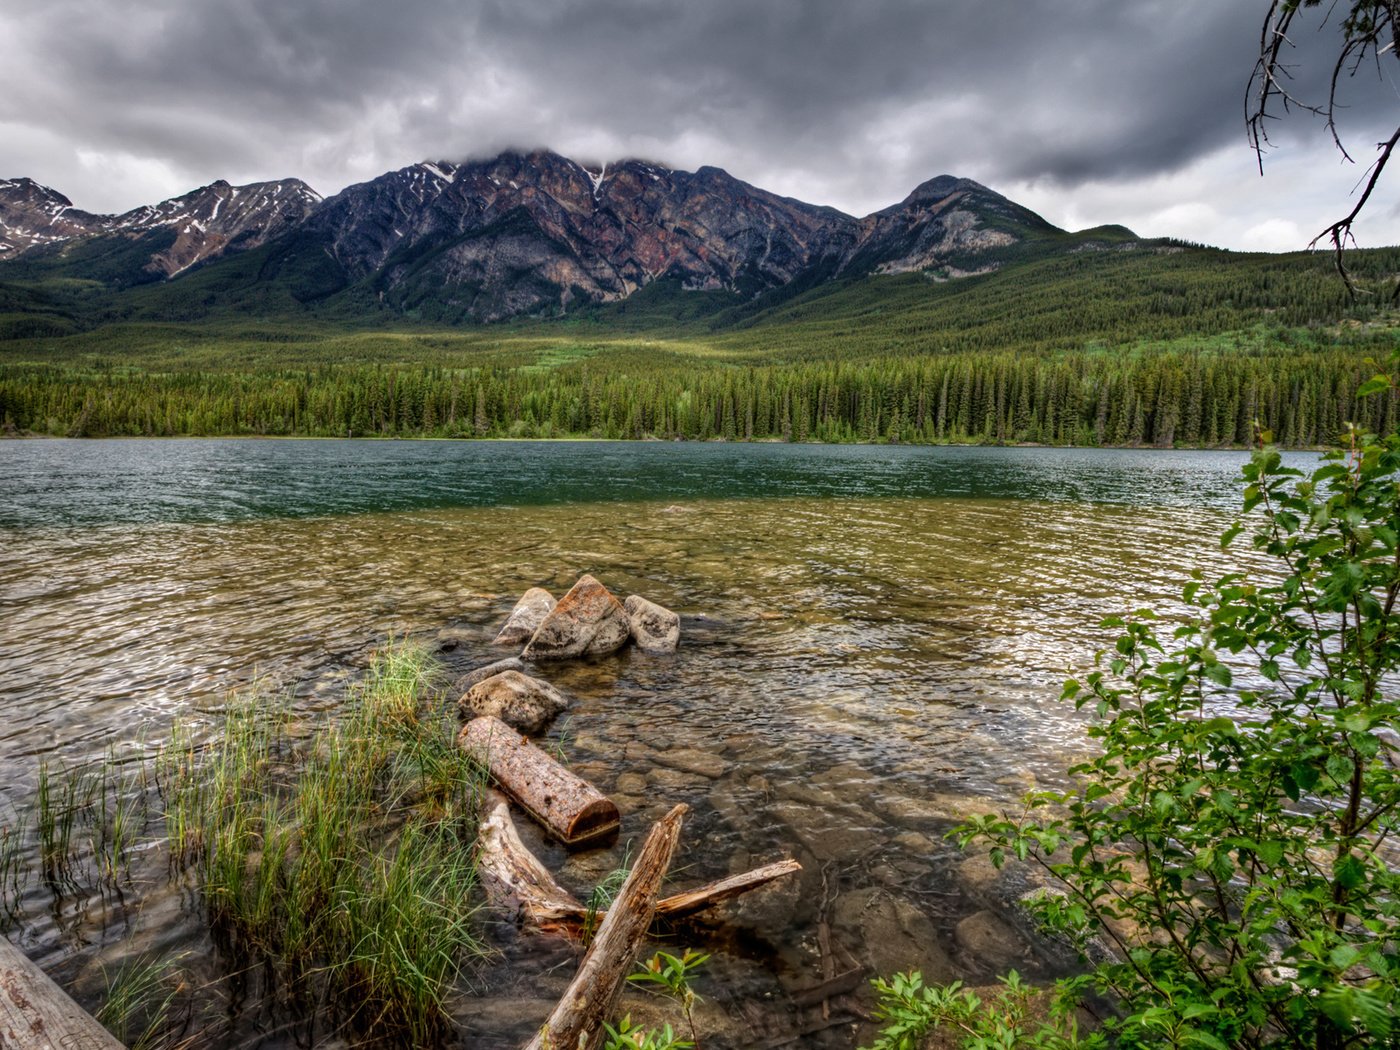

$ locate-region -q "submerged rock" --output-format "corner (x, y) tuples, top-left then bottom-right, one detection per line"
(955, 909), (1030, 973)
(613, 772), (648, 795)
(492, 587), (557, 647)
(462, 997), (559, 1045)
(652, 746), (730, 780)
(522, 575), (630, 660)
(831, 886), (956, 982)
(458, 670), (569, 734)
(623, 594), (680, 653)
(453, 656), (524, 695)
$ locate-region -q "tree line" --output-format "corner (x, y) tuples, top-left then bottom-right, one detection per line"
(3, 346), (1394, 447)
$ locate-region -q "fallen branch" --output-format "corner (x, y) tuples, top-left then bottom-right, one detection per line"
(766, 1012), (863, 1047)
(477, 790), (800, 931)
(817, 863), (836, 1020)
(790, 966), (868, 1008)
(654, 859), (802, 920)
(477, 788), (592, 933)
(525, 803), (687, 1050)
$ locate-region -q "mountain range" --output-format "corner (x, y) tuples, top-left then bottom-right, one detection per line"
(0, 149), (1141, 323)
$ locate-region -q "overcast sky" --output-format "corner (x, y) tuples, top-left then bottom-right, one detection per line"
(3, 0), (1399, 251)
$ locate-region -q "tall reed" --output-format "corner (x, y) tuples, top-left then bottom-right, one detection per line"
(0, 809), (27, 925)
(34, 752), (146, 892)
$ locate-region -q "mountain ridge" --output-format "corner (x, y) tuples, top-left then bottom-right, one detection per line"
(0, 149), (1130, 322)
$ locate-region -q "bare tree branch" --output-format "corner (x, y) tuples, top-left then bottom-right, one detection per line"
(1311, 124), (1400, 295)
(1247, 0), (1400, 297)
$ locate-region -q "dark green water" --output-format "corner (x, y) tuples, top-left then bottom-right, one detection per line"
(2, 438), (1257, 527)
(0, 439), (1298, 1047)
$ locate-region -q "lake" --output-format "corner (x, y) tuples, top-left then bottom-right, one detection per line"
(0, 439), (1287, 1047)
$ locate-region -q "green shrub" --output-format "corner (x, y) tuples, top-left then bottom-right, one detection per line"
(864, 970), (1083, 1050)
(949, 415), (1400, 1047)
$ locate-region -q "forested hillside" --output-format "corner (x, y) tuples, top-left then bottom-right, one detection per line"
(3, 241), (1398, 446)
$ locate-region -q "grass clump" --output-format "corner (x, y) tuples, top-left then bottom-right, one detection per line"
(582, 853), (631, 945)
(0, 640), (484, 1046)
(94, 954), (194, 1050)
(161, 640), (490, 1045)
(336, 822), (480, 1043)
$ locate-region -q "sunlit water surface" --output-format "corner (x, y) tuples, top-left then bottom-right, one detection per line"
(0, 439), (1298, 1047)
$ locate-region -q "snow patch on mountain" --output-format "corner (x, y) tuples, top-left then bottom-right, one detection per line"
(419, 162), (455, 184)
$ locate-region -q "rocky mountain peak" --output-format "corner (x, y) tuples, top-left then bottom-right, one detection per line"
(0, 150), (1077, 319)
(0, 176), (323, 272)
(897, 174), (988, 206)
(0, 178), (98, 257)
(100, 177), (324, 276)
(0, 177), (74, 208)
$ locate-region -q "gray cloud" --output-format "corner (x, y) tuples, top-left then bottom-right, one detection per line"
(1, 0), (1397, 248)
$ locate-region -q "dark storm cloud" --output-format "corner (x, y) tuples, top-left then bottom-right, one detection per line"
(1, 0), (1397, 244)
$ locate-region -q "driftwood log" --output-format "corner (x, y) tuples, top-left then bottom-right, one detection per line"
(460, 715), (620, 847)
(478, 788), (588, 933)
(477, 790), (800, 933)
(524, 803), (687, 1050)
(0, 936), (124, 1050)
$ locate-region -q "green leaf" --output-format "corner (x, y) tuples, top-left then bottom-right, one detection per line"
(1335, 853), (1367, 891)
(1184, 1031), (1229, 1050)
(1293, 761), (1316, 795)
(1344, 712), (1371, 734)
(1357, 375), (1392, 398)
(1203, 662), (1233, 687)
(1330, 943), (1361, 971)
(1201, 716), (1237, 736)
(1325, 754), (1355, 785)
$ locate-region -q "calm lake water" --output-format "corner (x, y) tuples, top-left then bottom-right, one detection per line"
(0, 439), (1297, 1047)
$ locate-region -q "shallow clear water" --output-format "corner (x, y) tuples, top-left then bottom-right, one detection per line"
(0, 439), (1298, 1047)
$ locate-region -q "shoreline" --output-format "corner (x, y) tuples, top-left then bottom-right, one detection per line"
(0, 431), (1318, 452)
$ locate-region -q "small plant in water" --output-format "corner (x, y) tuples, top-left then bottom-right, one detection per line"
(0, 809), (28, 926)
(30, 750), (149, 896)
(35, 759), (86, 884)
(603, 1014), (693, 1050)
(627, 948), (709, 1048)
(582, 852), (632, 946)
(88, 749), (148, 885)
